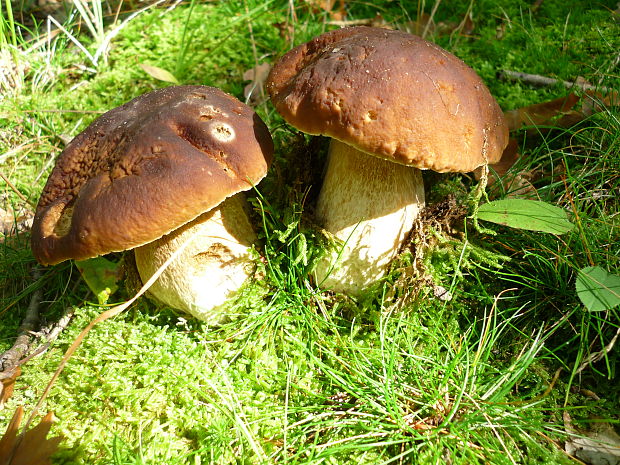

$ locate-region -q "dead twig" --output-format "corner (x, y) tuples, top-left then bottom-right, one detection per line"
(17, 307), (76, 366)
(576, 326), (620, 374)
(498, 70), (614, 94)
(0, 268), (43, 376)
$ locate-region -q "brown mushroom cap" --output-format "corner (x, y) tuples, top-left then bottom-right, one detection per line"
(267, 26), (508, 172)
(32, 85), (273, 265)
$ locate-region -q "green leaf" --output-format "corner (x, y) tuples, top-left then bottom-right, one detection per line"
(576, 266), (620, 312)
(477, 199), (574, 234)
(139, 63), (179, 84)
(75, 257), (121, 305)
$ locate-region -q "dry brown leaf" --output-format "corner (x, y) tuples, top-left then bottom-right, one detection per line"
(580, 90), (619, 116)
(0, 368), (21, 409)
(532, 0), (545, 13)
(273, 21), (294, 43)
(504, 91), (618, 132)
(303, 0), (346, 20)
(474, 88), (618, 199)
(475, 138), (520, 180)
(460, 12), (476, 36)
(504, 94), (581, 131)
(504, 175), (538, 199)
(0, 407), (23, 461)
(328, 13), (390, 29)
(138, 63), (179, 84)
(0, 406), (62, 465)
(474, 137), (520, 184)
(397, 11), (474, 38)
(242, 62), (271, 106)
(398, 13), (435, 36)
(473, 138), (538, 199)
(565, 412), (620, 465)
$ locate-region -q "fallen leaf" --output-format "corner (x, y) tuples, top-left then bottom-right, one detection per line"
(503, 175), (538, 199)
(304, 0), (346, 20)
(328, 13), (389, 29)
(242, 62), (271, 106)
(474, 138), (519, 181)
(504, 93), (581, 131)
(460, 11), (475, 36)
(580, 90), (619, 117)
(479, 91), (618, 197)
(75, 256), (121, 304)
(139, 63), (179, 84)
(504, 91), (618, 132)
(0, 406), (62, 465)
(579, 388), (601, 401)
(397, 13), (435, 36)
(565, 412), (620, 465)
(0, 368), (21, 409)
(473, 139), (538, 199)
(273, 21), (294, 43)
(397, 11), (474, 38)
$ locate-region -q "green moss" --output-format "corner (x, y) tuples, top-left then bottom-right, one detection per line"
(1, 0), (619, 462)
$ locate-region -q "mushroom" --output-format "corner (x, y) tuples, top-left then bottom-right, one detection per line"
(267, 27), (508, 294)
(31, 85), (273, 322)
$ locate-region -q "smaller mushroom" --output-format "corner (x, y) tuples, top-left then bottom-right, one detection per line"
(267, 27), (508, 294)
(31, 85), (273, 322)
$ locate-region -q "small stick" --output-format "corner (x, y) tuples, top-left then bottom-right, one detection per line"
(576, 326), (620, 374)
(16, 307), (76, 366)
(0, 269), (43, 376)
(498, 69), (614, 93)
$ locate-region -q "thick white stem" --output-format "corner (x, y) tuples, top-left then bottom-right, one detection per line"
(134, 194), (257, 323)
(315, 139), (425, 294)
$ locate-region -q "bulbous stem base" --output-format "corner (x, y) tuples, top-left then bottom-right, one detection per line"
(314, 139), (425, 294)
(135, 194), (257, 323)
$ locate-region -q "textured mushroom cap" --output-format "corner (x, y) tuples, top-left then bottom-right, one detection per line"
(267, 26), (508, 173)
(32, 85), (273, 265)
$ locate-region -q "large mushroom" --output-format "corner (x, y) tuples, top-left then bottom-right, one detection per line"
(267, 26), (509, 295)
(31, 85), (273, 322)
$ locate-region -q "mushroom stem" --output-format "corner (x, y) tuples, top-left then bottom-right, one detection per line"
(134, 194), (257, 323)
(314, 139), (425, 294)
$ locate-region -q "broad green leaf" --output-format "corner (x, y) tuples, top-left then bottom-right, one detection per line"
(75, 257), (120, 304)
(478, 199), (574, 234)
(576, 266), (620, 312)
(139, 63), (179, 84)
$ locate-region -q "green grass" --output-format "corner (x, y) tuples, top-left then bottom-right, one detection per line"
(1, 0), (619, 463)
